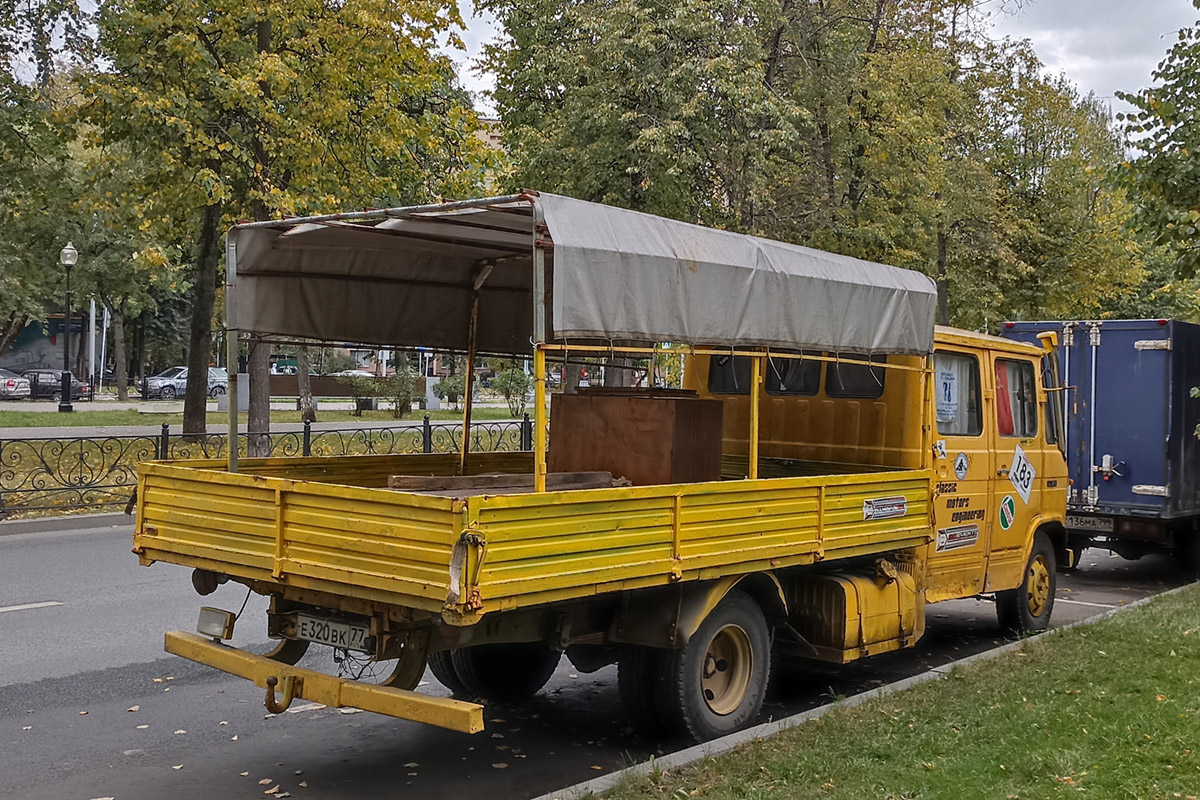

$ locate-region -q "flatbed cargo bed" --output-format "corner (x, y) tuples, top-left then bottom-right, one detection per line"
(133, 452), (932, 623)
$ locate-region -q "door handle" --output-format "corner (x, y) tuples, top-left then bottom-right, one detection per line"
(997, 466), (1010, 476)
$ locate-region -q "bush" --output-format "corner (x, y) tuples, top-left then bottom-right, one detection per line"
(338, 375), (380, 416)
(379, 371), (422, 419)
(434, 374), (469, 410)
(490, 368), (532, 416)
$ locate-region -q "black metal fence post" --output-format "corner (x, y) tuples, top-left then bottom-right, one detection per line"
(159, 423), (170, 460)
(302, 420), (312, 457)
(521, 413), (532, 451)
(422, 414), (432, 453)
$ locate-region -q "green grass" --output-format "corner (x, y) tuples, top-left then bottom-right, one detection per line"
(608, 584), (1200, 800)
(0, 407), (521, 429)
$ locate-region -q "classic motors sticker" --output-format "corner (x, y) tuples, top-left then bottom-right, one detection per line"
(936, 523), (980, 552)
(999, 494), (1017, 531)
(863, 496), (908, 521)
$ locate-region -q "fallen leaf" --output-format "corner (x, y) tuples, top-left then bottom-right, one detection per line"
(22, 726), (31, 731)
(241, 772), (250, 776)
(491, 733), (505, 739)
(294, 770), (302, 775)
(231, 735), (239, 741)
(1157, 695), (1168, 702)
(166, 676), (175, 680)
(153, 678), (163, 683)
(299, 781), (307, 787)
(337, 707), (362, 715)
(404, 762), (419, 768)
(492, 763), (508, 769)
(490, 718), (506, 723)
(136, 724), (149, 730)
(219, 720), (228, 726)
(164, 687), (171, 692)
(174, 729), (187, 735)
(591, 765), (603, 771)
(259, 779), (273, 785)
(264, 785), (281, 795)
(172, 765), (183, 771)
(79, 711), (89, 716)
(127, 705), (140, 712)
(88, 797), (116, 800)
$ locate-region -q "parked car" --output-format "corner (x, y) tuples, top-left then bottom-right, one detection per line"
(142, 366), (228, 399)
(0, 368), (31, 399)
(20, 368), (90, 401)
(327, 369), (377, 378)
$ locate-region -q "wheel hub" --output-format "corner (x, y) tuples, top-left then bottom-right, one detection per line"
(700, 624), (752, 716)
(1026, 554), (1051, 617)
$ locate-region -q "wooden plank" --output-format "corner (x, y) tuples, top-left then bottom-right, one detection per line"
(388, 471), (620, 494)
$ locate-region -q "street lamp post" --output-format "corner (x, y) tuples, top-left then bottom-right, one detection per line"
(59, 241), (78, 413)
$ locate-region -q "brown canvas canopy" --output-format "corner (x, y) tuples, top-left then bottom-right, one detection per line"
(227, 191), (937, 356)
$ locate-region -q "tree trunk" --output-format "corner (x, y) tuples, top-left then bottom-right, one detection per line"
(564, 362), (583, 394)
(0, 313), (28, 359)
(112, 307), (129, 402)
(296, 346), (316, 423)
(603, 357), (630, 388)
(248, 339), (271, 456)
(184, 201), (222, 437)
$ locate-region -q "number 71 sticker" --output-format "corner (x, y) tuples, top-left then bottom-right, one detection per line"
(1009, 444), (1036, 504)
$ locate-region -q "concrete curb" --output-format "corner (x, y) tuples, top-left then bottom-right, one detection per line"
(0, 511), (132, 537)
(530, 581), (1196, 800)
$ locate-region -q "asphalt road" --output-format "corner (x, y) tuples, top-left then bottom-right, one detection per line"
(0, 524), (1191, 800)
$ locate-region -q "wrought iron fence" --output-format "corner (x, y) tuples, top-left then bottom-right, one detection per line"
(0, 415), (532, 516)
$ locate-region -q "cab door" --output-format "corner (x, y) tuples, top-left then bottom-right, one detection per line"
(985, 354), (1043, 591)
(926, 347), (992, 602)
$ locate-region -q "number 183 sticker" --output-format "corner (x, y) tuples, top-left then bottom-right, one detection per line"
(1009, 444), (1036, 504)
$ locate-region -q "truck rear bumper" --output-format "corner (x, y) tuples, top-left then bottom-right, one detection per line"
(164, 631), (484, 734)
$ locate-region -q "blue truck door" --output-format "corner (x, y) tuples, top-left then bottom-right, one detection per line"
(1082, 320), (1170, 514)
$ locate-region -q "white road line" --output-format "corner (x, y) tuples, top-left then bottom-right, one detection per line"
(1056, 598), (1119, 609)
(0, 601), (64, 614)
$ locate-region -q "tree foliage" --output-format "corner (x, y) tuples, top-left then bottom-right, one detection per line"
(485, 0), (1154, 327)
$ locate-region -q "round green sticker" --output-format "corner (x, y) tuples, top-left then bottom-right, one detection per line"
(999, 494), (1016, 531)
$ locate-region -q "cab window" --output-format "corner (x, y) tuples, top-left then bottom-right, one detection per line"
(826, 353), (886, 398)
(934, 351), (982, 436)
(765, 352), (820, 396)
(708, 355), (751, 395)
(995, 358), (1037, 437)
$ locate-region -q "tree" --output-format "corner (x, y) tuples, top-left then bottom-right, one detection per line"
(1117, 3), (1200, 278)
(491, 367), (531, 416)
(83, 0), (494, 437)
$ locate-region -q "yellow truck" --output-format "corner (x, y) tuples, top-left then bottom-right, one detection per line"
(133, 192), (1068, 742)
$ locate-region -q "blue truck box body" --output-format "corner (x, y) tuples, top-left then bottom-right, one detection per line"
(1001, 320), (1200, 533)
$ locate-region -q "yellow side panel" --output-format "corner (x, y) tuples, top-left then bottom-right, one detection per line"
(787, 572), (925, 664)
(467, 471), (932, 612)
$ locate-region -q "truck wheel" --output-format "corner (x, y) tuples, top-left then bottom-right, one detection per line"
(655, 590), (770, 742)
(427, 650), (471, 697)
(997, 533), (1056, 634)
(265, 638), (309, 666)
(1176, 537), (1200, 578)
(451, 642), (561, 702)
(618, 646), (666, 736)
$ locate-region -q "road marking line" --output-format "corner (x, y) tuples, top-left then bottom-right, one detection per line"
(1056, 598), (1118, 609)
(0, 601), (64, 614)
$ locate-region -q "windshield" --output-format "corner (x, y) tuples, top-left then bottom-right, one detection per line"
(155, 367), (185, 379)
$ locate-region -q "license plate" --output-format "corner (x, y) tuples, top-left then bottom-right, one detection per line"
(1066, 514), (1114, 533)
(295, 614), (371, 652)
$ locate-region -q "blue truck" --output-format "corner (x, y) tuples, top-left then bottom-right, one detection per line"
(1002, 319), (1200, 573)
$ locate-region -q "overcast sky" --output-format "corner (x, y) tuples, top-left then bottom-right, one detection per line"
(448, 0), (1200, 117)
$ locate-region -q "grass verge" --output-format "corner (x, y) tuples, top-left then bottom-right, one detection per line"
(608, 584), (1200, 800)
(0, 407), (521, 429)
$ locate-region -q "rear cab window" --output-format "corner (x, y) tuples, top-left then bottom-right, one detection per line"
(934, 351), (982, 436)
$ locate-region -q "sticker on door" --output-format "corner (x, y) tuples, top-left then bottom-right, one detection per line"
(999, 494), (1016, 531)
(1009, 444), (1035, 504)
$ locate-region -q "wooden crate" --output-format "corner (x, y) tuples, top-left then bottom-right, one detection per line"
(547, 389), (724, 485)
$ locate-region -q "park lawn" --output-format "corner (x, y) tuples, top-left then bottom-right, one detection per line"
(608, 583), (1200, 800)
(0, 407), (521, 429)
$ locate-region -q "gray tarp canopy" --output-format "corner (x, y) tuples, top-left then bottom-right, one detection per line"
(228, 192), (937, 356)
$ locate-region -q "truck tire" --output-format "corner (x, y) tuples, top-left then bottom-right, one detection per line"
(997, 532), (1056, 634)
(618, 646), (666, 736)
(654, 590), (770, 742)
(450, 642), (561, 702)
(427, 650), (471, 697)
(1176, 536), (1200, 579)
